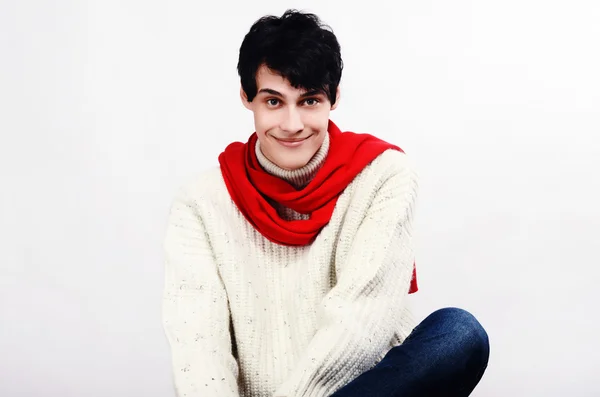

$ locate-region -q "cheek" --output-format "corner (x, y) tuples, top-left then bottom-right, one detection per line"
(312, 133), (327, 150)
(254, 108), (277, 125)
(253, 112), (270, 136)
(306, 108), (330, 127)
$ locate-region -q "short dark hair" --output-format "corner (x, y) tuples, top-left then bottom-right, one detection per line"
(237, 9), (343, 105)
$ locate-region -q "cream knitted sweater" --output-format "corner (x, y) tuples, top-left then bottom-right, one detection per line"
(162, 133), (419, 397)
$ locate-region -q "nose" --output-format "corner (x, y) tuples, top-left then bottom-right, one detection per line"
(280, 106), (304, 135)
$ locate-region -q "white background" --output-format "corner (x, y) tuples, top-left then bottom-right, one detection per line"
(1, 1), (599, 396)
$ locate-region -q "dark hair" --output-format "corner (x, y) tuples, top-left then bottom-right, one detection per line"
(237, 9), (343, 105)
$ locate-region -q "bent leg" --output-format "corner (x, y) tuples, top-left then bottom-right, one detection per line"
(331, 307), (490, 397)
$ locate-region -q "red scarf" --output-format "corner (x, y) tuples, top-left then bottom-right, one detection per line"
(219, 119), (418, 293)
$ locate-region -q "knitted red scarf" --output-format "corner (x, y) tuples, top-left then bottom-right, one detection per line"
(219, 119), (418, 293)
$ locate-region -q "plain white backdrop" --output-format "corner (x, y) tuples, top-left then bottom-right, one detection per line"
(1, 1), (599, 396)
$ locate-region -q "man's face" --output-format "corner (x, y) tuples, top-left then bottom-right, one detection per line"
(241, 64), (339, 170)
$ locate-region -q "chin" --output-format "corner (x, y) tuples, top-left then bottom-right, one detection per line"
(275, 156), (311, 171)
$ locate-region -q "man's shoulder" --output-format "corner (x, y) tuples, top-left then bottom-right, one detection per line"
(364, 148), (419, 181)
(343, 148), (419, 204)
(171, 166), (228, 204)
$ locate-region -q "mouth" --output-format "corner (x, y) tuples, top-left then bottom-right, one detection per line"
(273, 135), (312, 147)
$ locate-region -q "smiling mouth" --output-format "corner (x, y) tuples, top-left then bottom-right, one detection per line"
(274, 135), (312, 147)
(275, 136), (310, 142)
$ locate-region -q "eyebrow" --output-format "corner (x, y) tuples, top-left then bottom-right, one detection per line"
(257, 88), (325, 98)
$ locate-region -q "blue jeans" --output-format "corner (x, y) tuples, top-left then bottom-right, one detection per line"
(331, 307), (490, 397)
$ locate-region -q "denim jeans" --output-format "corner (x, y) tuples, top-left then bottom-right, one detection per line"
(331, 307), (490, 397)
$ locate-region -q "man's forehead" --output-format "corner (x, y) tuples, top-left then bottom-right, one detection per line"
(256, 86), (325, 96)
(256, 66), (325, 96)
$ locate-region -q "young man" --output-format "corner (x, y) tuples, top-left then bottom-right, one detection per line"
(162, 9), (489, 397)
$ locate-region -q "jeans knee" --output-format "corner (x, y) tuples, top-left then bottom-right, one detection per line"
(427, 307), (490, 359)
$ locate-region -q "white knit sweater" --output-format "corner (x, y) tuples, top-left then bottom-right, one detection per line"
(162, 133), (419, 397)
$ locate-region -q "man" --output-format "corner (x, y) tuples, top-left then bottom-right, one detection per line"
(162, 9), (489, 397)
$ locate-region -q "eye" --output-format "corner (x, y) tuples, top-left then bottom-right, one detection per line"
(266, 98), (280, 107)
(304, 98), (320, 106)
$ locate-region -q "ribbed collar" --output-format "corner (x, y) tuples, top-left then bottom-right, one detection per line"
(255, 132), (330, 189)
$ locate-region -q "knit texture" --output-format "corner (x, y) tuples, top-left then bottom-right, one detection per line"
(162, 148), (419, 397)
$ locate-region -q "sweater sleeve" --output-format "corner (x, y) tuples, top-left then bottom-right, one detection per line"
(274, 156), (419, 397)
(162, 186), (240, 397)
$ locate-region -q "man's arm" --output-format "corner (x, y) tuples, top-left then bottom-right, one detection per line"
(162, 186), (240, 397)
(274, 154), (418, 397)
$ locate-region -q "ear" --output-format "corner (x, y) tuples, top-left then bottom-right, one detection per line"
(240, 86), (252, 110)
(330, 86), (341, 110)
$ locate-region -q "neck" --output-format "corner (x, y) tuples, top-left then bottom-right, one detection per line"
(255, 132), (330, 189)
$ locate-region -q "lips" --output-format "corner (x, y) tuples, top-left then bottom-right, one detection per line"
(275, 137), (309, 143)
(273, 135), (312, 147)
